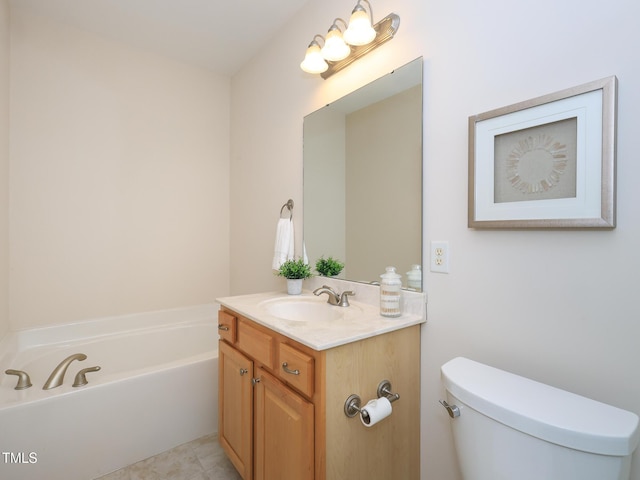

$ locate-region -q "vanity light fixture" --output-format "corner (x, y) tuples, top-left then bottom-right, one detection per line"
(300, 0), (400, 79)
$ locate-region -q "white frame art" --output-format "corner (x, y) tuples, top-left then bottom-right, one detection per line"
(468, 76), (617, 229)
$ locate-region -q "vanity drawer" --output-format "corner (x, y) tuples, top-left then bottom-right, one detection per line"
(237, 318), (275, 370)
(278, 343), (315, 398)
(217, 310), (237, 343)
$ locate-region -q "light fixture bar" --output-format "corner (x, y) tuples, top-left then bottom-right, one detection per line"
(320, 13), (400, 79)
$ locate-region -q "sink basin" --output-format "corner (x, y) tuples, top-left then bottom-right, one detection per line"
(259, 297), (360, 322)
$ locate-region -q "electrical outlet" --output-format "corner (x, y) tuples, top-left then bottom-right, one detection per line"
(430, 241), (449, 273)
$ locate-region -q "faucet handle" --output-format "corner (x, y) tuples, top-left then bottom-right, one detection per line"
(5, 369), (32, 390)
(339, 290), (355, 307)
(73, 366), (101, 387)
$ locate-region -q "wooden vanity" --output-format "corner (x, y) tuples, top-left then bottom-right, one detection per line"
(217, 290), (422, 480)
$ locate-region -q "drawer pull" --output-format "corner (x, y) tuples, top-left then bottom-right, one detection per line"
(282, 362), (300, 376)
(218, 324), (230, 331)
(239, 368), (248, 376)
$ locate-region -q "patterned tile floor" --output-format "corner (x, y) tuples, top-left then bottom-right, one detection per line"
(95, 434), (242, 480)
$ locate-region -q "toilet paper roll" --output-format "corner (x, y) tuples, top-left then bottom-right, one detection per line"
(360, 397), (392, 427)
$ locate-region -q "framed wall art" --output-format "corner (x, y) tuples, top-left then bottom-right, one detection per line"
(468, 76), (617, 228)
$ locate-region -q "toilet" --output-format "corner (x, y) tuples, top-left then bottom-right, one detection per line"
(440, 357), (640, 480)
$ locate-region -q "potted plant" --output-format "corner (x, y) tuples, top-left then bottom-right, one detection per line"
(277, 258), (313, 295)
(315, 256), (344, 277)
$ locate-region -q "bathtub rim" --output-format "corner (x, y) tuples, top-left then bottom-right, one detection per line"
(1, 303), (218, 364)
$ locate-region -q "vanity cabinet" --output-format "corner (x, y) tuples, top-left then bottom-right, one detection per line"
(218, 306), (420, 480)
(219, 340), (253, 479)
(254, 367), (314, 479)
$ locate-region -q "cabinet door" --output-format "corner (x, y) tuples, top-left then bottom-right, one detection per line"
(219, 340), (254, 480)
(254, 367), (314, 480)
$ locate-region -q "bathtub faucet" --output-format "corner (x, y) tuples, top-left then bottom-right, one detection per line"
(43, 353), (87, 390)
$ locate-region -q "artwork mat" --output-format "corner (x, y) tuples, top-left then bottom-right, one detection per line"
(468, 76), (617, 229)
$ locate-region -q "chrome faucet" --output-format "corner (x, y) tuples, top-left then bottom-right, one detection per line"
(43, 353), (87, 390)
(313, 285), (355, 307)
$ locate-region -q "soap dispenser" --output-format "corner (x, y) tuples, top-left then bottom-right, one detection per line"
(380, 266), (402, 318)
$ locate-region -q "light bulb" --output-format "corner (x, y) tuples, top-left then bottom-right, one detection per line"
(321, 26), (351, 61)
(344, 7), (376, 46)
(300, 43), (328, 74)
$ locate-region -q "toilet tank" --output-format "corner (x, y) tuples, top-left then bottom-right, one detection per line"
(441, 357), (640, 480)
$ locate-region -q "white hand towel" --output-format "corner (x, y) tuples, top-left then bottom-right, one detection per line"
(272, 218), (295, 270)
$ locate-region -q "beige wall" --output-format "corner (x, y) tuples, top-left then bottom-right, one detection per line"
(231, 0), (640, 478)
(346, 85), (422, 283)
(303, 106), (346, 271)
(9, 9), (231, 330)
(0, 0), (8, 340)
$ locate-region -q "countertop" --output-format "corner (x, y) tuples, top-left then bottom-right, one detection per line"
(216, 286), (425, 351)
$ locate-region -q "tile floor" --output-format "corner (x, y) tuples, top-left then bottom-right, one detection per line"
(95, 434), (242, 480)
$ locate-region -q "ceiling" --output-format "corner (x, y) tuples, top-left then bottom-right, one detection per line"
(10, 0), (312, 75)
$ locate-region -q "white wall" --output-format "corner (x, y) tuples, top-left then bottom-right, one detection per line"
(0, 0), (9, 340)
(231, 0), (640, 478)
(9, 9), (231, 330)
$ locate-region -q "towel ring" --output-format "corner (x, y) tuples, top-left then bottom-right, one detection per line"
(280, 199), (294, 220)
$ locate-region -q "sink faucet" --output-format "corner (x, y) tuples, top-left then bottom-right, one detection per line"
(313, 285), (355, 307)
(43, 353), (87, 390)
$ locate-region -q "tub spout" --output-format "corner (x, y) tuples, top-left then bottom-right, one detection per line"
(43, 353), (87, 390)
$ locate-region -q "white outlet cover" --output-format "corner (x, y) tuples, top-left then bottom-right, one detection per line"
(430, 241), (449, 273)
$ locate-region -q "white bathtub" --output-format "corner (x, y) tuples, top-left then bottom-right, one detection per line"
(0, 305), (219, 480)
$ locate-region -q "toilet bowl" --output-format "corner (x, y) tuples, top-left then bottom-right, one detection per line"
(441, 357), (639, 480)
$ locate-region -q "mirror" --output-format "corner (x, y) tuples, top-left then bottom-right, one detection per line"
(303, 57), (423, 290)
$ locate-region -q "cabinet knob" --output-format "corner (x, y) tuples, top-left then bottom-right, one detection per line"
(282, 362), (300, 376)
(239, 368), (248, 376)
(251, 377), (261, 386)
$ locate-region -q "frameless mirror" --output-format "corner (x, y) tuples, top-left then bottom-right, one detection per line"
(303, 57), (423, 290)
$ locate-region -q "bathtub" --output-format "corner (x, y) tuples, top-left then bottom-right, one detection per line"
(0, 305), (219, 480)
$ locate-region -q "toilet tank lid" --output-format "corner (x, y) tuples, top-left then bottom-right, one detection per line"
(441, 357), (640, 456)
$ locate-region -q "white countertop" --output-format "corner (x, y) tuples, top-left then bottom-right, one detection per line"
(216, 283), (426, 351)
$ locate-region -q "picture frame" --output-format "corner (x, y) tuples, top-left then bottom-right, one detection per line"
(468, 76), (617, 229)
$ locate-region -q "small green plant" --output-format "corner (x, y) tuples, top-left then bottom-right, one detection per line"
(277, 258), (313, 280)
(315, 256), (344, 277)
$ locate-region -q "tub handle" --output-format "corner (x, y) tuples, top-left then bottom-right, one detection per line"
(282, 362), (300, 376)
(73, 366), (101, 387)
(5, 369), (32, 390)
(218, 324), (230, 331)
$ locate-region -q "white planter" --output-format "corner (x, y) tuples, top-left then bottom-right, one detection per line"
(286, 278), (303, 295)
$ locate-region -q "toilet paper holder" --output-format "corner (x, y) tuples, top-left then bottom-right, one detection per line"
(344, 380), (400, 418)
